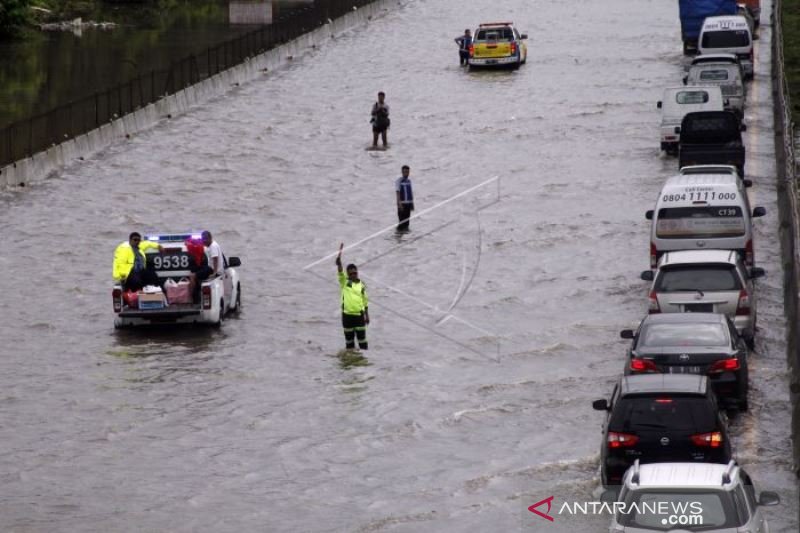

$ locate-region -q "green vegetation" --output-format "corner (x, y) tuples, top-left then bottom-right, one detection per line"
(783, 0), (800, 122)
(0, 0), (32, 38)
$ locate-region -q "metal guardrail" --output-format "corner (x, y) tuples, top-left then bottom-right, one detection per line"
(0, 0), (376, 168)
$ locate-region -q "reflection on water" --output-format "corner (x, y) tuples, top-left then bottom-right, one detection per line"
(0, 0), (313, 129)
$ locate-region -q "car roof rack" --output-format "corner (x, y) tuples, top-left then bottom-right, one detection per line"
(631, 459), (641, 485)
(479, 22), (512, 27)
(721, 460), (736, 484)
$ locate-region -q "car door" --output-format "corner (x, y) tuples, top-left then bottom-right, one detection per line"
(600, 384), (619, 469)
(740, 471), (767, 533)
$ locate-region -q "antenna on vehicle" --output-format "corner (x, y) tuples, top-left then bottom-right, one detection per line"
(722, 460), (736, 485)
(631, 459), (640, 485)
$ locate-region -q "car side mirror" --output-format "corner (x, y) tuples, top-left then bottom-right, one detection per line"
(743, 179), (753, 188)
(645, 210), (654, 220)
(752, 207), (766, 217)
(656, 101), (662, 109)
(520, 33), (528, 39)
(640, 271), (654, 281)
(758, 491), (780, 506)
(682, 76), (688, 85)
(674, 126), (681, 134)
(750, 267), (766, 279)
(620, 330), (635, 339)
(228, 256), (242, 267)
(724, 98), (730, 107)
(741, 124), (747, 132)
(592, 399), (609, 411)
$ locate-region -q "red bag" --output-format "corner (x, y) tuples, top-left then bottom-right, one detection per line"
(123, 290), (139, 308)
(165, 278), (193, 304)
(185, 238), (205, 267)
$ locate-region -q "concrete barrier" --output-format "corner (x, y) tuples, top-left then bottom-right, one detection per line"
(0, 0), (399, 188)
(771, 0), (800, 476)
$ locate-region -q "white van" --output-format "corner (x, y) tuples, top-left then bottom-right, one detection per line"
(698, 16), (753, 79)
(684, 63), (745, 116)
(657, 86), (725, 154)
(645, 172), (766, 268)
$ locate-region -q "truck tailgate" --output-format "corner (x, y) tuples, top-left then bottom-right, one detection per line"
(474, 42), (512, 58)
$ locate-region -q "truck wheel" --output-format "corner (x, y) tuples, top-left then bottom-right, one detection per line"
(214, 300), (224, 328)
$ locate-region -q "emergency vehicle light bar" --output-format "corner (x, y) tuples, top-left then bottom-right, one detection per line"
(479, 22), (513, 27)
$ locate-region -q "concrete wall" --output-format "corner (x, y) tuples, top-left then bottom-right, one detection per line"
(771, 0), (800, 478)
(0, 0), (399, 188)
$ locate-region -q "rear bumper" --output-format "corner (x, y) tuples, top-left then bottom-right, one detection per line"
(115, 305), (209, 326)
(469, 56), (519, 66)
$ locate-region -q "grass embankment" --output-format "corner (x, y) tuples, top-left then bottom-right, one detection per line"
(783, 0), (800, 123)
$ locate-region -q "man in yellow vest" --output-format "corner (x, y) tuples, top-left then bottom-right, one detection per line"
(113, 232), (163, 291)
(336, 244), (369, 350)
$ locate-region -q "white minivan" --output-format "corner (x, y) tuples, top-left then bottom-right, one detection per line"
(657, 86), (725, 154)
(698, 16), (754, 79)
(645, 172), (766, 268)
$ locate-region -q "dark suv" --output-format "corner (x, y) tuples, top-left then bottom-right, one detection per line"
(593, 374), (732, 487)
(621, 313), (749, 411)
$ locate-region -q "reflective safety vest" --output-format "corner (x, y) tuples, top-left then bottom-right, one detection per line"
(338, 271), (368, 315)
(113, 240), (160, 282)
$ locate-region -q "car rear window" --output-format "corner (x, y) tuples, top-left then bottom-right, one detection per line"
(476, 28), (513, 41)
(619, 490), (739, 530)
(702, 29), (750, 49)
(675, 91), (709, 104)
(610, 395), (716, 432)
(656, 206), (745, 239)
(638, 322), (729, 348)
(698, 68), (730, 82)
(655, 265), (742, 292)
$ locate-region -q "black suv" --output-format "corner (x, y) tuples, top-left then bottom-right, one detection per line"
(621, 313), (749, 411)
(593, 374), (732, 487)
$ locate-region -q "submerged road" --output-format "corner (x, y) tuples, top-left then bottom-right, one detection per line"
(0, 0), (796, 531)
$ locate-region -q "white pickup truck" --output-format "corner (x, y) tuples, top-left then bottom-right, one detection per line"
(112, 232), (242, 328)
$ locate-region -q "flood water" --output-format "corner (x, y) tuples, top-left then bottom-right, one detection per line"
(0, 0), (796, 531)
(0, 0), (312, 129)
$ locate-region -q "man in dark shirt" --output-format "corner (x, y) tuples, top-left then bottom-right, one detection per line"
(395, 165), (414, 232)
(454, 29), (472, 66)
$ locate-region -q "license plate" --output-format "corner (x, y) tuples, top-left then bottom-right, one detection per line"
(487, 59), (497, 64)
(668, 366), (702, 374)
(685, 303), (713, 312)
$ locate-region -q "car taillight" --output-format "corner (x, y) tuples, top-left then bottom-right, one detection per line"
(691, 431), (723, 448)
(648, 289), (660, 313)
(202, 286), (212, 310)
(709, 358), (740, 373)
(469, 44), (474, 57)
(510, 42), (517, 55)
(745, 239), (754, 266)
(650, 242), (658, 269)
(608, 432), (639, 448)
(112, 288), (122, 313)
(630, 358), (658, 373)
(736, 289), (750, 316)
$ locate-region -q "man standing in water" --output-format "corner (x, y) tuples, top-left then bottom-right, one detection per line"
(336, 244), (369, 350)
(395, 165), (414, 232)
(371, 91), (390, 149)
(454, 29), (472, 66)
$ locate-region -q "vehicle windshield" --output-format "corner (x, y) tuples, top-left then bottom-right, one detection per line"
(655, 265), (742, 292)
(702, 29), (750, 49)
(675, 91), (709, 104)
(698, 69), (730, 82)
(618, 490), (740, 530)
(638, 322), (729, 348)
(475, 28), (513, 41)
(656, 206), (745, 239)
(610, 395), (716, 433)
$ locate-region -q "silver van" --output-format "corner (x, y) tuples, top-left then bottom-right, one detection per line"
(657, 86), (725, 154)
(684, 63), (745, 116)
(646, 172), (766, 269)
(699, 16), (754, 79)
(641, 249), (765, 347)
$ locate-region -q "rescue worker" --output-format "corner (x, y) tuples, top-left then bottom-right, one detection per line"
(336, 244), (369, 350)
(112, 232), (163, 292)
(395, 164), (414, 231)
(454, 29), (472, 66)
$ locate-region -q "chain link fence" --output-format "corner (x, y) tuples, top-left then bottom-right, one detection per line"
(0, 0), (375, 168)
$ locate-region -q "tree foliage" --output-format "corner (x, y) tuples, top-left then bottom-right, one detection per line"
(0, 0), (32, 39)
